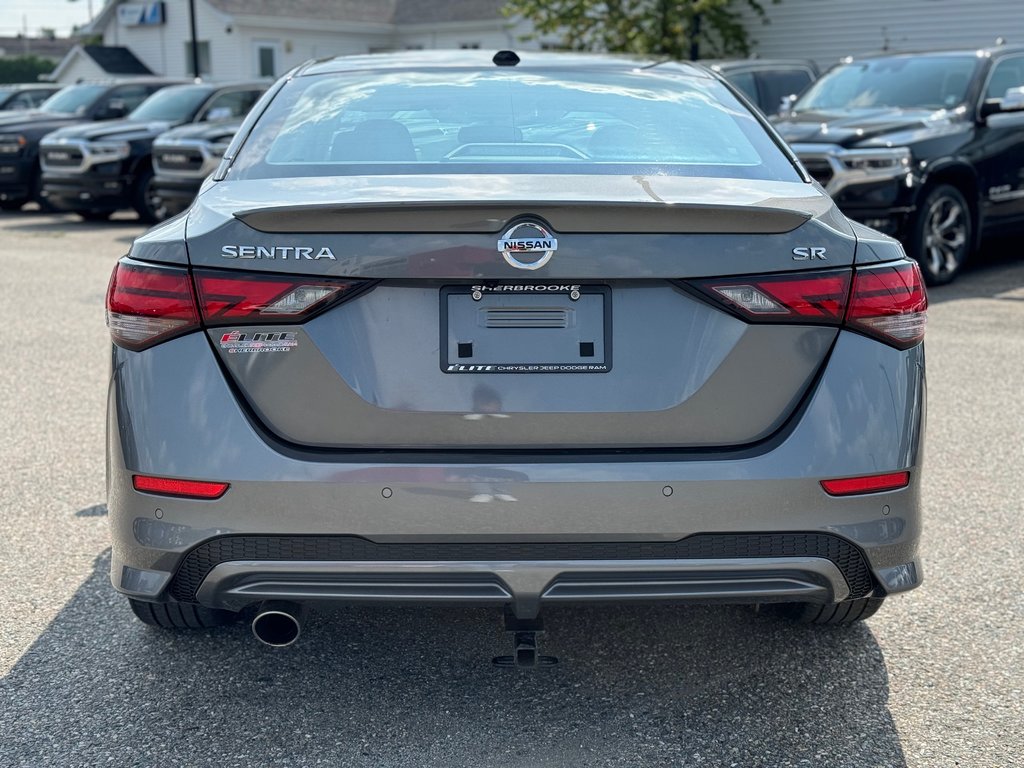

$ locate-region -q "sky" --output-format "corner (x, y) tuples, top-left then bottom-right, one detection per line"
(1, 0), (97, 38)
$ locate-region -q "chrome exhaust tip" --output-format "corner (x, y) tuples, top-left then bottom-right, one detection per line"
(251, 601), (305, 647)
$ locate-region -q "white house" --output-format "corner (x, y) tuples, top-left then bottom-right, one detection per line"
(734, 0), (1024, 68)
(54, 0), (1024, 85)
(64, 0), (536, 83)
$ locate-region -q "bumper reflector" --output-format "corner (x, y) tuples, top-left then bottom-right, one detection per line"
(133, 475), (229, 499)
(821, 471), (910, 496)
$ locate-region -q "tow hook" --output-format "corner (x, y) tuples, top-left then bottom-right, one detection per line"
(493, 609), (558, 668)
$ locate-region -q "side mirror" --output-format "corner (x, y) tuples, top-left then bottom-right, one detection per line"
(980, 86), (1024, 119)
(778, 94), (797, 116)
(98, 98), (127, 119)
(1001, 86), (1024, 112)
(204, 106), (234, 122)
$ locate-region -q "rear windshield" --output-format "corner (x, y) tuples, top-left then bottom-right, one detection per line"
(227, 68), (801, 181)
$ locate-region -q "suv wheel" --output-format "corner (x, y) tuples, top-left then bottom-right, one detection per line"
(768, 596), (885, 625)
(29, 163), (55, 213)
(0, 199), (24, 211)
(132, 166), (168, 224)
(128, 597), (239, 629)
(911, 183), (972, 286)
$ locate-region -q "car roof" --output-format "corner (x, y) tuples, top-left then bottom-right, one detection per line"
(300, 49), (712, 79)
(844, 44), (1024, 62)
(0, 83), (62, 90)
(158, 80), (270, 90)
(703, 58), (818, 71)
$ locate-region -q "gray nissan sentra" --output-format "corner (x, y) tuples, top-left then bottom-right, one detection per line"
(105, 51), (926, 660)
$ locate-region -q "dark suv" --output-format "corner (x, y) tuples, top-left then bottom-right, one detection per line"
(705, 59), (818, 116)
(0, 79), (182, 211)
(774, 46), (1024, 284)
(0, 83), (62, 112)
(151, 118), (244, 216)
(39, 81), (266, 222)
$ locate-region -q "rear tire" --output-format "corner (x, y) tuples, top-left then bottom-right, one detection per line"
(29, 162), (55, 213)
(768, 596), (885, 625)
(910, 183), (972, 286)
(128, 597), (239, 629)
(0, 199), (25, 211)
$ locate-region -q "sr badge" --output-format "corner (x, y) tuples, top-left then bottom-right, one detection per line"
(497, 221), (558, 270)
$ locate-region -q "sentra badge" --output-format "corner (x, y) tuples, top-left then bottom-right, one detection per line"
(497, 221), (558, 271)
(221, 245), (336, 260)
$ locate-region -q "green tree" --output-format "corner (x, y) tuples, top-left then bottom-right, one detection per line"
(505, 0), (776, 60)
(0, 55), (57, 84)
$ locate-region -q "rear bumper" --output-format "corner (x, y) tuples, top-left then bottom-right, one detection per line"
(152, 177), (200, 214)
(194, 555), (854, 619)
(0, 156), (34, 201)
(107, 330), (926, 615)
(41, 172), (130, 212)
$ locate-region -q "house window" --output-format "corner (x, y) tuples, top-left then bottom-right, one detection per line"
(183, 41), (211, 76)
(254, 41), (280, 78)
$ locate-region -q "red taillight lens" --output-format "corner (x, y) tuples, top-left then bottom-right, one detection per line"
(685, 260), (927, 350)
(107, 260), (374, 350)
(821, 471), (910, 496)
(106, 260), (200, 350)
(192, 270), (370, 324)
(845, 262), (928, 350)
(133, 475), (229, 499)
(688, 269), (851, 323)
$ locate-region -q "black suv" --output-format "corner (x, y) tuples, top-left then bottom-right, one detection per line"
(39, 81), (266, 222)
(705, 59), (818, 116)
(774, 46), (1024, 284)
(0, 83), (62, 112)
(0, 79), (182, 211)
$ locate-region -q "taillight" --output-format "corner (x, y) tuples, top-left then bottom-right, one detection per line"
(192, 270), (370, 325)
(821, 471), (910, 496)
(107, 259), (374, 350)
(683, 260), (927, 349)
(845, 261), (927, 350)
(687, 269), (851, 324)
(106, 260), (199, 350)
(133, 475), (229, 499)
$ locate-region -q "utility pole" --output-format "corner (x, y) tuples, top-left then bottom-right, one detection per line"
(689, 11), (701, 61)
(188, 0), (200, 79)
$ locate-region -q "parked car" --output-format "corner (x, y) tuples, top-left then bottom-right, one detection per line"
(0, 78), (183, 211)
(105, 51), (927, 661)
(774, 45), (1024, 285)
(152, 119), (243, 216)
(704, 59), (819, 115)
(0, 83), (62, 112)
(40, 81), (266, 222)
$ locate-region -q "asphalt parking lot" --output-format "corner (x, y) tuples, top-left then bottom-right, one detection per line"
(0, 208), (1022, 768)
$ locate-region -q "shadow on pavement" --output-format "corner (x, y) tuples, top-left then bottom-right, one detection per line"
(926, 237), (1024, 304)
(1, 550), (906, 768)
(1, 208), (145, 243)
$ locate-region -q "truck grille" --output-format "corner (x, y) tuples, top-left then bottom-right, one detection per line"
(42, 147), (83, 169)
(155, 149), (205, 174)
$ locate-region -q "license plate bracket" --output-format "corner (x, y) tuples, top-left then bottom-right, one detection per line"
(440, 284), (611, 374)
